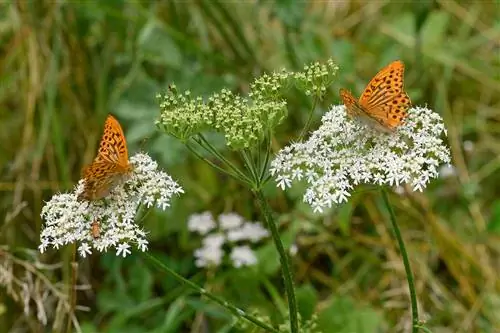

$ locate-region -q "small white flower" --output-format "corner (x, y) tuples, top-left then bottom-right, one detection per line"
(116, 243), (131, 257)
(230, 246), (257, 268)
(194, 245), (224, 267)
(188, 211), (216, 235)
(438, 164), (456, 178)
(227, 222), (269, 243)
(242, 222), (269, 243)
(271, 105), (451, 212)
(78, 243), (92, 258)
(188, 213), (269, 269)
(39, 153), (182, 257)
(394, 186), (406, 195)
(202, 233), (226, 248)
(218, 213), (244, 230)
(290, 244), (298, 256)
(463, 140), (474, 152)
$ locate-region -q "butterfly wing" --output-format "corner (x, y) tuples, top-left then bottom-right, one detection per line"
(79, 116), (132, 201)
(79, 161), (127, 200)
(94, 115), (130, 168)
(357, 60), (411, 129)
(340, 88), (360, 117)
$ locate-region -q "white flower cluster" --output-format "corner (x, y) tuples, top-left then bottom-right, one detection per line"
(188, 212), (269, 268)
(270, 105), (451, 213)
(39, 153), (183, 257)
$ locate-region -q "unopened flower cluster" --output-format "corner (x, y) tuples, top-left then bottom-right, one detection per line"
(39, 153), (183, 257)
(293, 58), (338, 98)
(188, 212), (269, 268)
(270, 105), (451, 212)
(157, 58), (338, 149)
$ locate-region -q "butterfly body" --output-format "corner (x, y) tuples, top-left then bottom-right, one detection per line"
(78, 115), (132, 201)
(340, 60), (411, 132)
(91, 220), (101, 239)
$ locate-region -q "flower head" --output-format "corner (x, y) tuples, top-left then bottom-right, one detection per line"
(230, 246), (258, 268)
(39, 153), (183, 257)
(158, 86), (287, 149)
(188, 211), (216, 235)
(218, 213), (244, 230)
(293, 58), (339, 97)
(270, 105), (451, 212)
(188, 212), (269, 268)
(157, 59), (338, 150)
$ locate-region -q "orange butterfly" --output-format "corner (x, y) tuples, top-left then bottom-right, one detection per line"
(78, 115), (133, 201)
(340, 60), (411, 132)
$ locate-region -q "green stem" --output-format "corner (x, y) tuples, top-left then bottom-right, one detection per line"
(65, 244), (77, 333)
(143, 252), (280, 333)
(259, 133), (272, 183)
(381, 189), (419, 333)
(254, 189), (298, 333)
(298, 93), (319, 141)
(240, 149), (259, 185)
(196, 135), (251, 182)
(186, 141), (252, 186)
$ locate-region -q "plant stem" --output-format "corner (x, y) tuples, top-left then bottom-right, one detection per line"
(254, 189), (298, 333)
(298, 93), (319, 141)
(195, 135), (253, 183)
(143, 252), (280, 333)
(381, 189), (419, 333)
(185, 141), (252, 186)
(65, 244), (77, 333)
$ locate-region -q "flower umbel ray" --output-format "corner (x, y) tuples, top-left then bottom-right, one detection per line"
(270, 105), (451, 212)
(39, 153), (183, 257)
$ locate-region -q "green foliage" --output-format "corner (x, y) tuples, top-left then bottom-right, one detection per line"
(1, 1), (499, 333)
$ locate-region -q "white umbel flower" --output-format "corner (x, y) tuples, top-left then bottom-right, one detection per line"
(270, 105), (451, 213)
(230, 245), (258, 268)
(227, 222), (269, 243)
(218, 213), (244, 230)
(39, 153), (183, 257)
(188, 211), (216, 235)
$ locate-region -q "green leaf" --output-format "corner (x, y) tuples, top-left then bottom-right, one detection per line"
(296, 284), (318, 320)
(317, 296), (385, 333)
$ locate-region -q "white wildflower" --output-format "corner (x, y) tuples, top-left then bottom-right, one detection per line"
(39, 153), (183, 257)
(463, 140), (474, 152)
(230, 246), (258, 268)
(270, 105), (451, 212)
(202, 233), (226, 248)
(438, 164), (456, 178)
(194, 243), (224, 268)
(227, 222), (269, 243)
(188, 212), (269, 268)
(116, 243), (131, 257)
(218, 213), (244, 230)
(188, 211), (216, 235)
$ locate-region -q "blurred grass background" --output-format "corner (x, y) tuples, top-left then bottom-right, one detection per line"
(1, 1), (499, 332)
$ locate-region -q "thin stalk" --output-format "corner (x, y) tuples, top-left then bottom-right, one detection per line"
(143, 252), (280, 333)
(254, 190), (298, 333)
(240, 149), (259, 185)
(196, 135), (250, 182)
(298, 93), (319, 141)
(185, 142), (252, 186)
(381, 189), (419, 333)
(65, 245), (77, 333)
(259, 133), (272, 183)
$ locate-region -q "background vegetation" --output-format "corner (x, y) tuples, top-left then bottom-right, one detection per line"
(1, 1), (499, 332)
